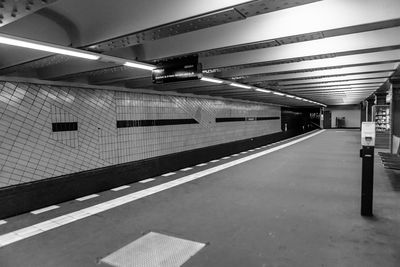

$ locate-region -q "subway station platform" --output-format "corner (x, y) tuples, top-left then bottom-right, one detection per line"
(2, 1), (400, 266)
(0, 130), (399, 267)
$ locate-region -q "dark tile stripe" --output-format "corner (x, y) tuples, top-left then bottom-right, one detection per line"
(216, 117), (280, 123)
(256, 117), (281, 121)
(52, 122), (78, 132)
(117, 119), (198, 128)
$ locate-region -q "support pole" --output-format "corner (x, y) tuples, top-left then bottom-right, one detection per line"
(360, 146), (374, 216)
(360, 122), (375, 217)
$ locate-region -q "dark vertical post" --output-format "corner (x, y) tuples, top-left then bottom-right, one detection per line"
(360, 101), (366, 128)
(360, 146), (374, 216)
(320, 107), (324, 129)
(366, 98), (375, 121)
(390, 78), (400, 154)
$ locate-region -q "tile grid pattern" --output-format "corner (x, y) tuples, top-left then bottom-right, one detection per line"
(0, 81), (280, 187)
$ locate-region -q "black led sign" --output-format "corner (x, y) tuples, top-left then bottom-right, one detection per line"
(152, 56), (202, 84)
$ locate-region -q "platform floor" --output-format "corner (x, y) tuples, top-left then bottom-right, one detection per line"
(0, 130), (399, 267)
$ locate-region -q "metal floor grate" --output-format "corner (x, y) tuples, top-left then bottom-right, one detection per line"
(100, 232), (205, 267)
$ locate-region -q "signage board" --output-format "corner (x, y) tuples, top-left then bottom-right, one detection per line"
(361, 122), (376, 146)
(152, 56), (202, 84)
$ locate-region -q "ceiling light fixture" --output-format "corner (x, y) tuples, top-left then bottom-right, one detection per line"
(0, 33), (328, 107)
(273, 92), (285, 96)
(230, 83), (252, 89)
(201, 77), (224, 84)
(124, 61), (156, 71)
(0, 34), (100, 60)
(255, 88), (271, 93)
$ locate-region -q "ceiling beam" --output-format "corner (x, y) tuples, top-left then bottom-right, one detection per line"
(202, 27), (400, 69)
(138, 0), (400, 60)
(220, 50), (400, 78)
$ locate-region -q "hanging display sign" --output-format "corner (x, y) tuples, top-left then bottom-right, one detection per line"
(152, 56), (202, 84)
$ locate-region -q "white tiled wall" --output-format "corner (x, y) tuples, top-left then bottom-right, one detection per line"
(0, 81), (281, 188)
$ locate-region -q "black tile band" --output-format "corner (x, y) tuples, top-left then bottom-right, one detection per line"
(216, 117), (280, 123)
(52, 122), (78, 132)
(256, 117), (281, 121)
(117, 119), (198, 128)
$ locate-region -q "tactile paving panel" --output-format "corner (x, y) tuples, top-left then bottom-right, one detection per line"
(100, 232), (205, 267)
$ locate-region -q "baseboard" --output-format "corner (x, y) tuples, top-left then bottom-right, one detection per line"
(0, 129), (311, 219)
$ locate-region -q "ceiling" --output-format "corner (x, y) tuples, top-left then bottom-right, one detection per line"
(1, 0), (400, 107)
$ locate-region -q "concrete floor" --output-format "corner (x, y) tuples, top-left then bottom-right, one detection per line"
(0, 130), (399, 266)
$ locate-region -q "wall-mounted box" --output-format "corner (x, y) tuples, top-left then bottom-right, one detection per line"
(361, 122), (376, 146)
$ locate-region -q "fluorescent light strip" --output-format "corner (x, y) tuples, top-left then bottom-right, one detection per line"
(0, 36), (99, 60)
(273, 92), (285, 96)
(255, 88), (271, 93)
(230, 83), (252, 89)
(253, 86), (326, 107)
(124, 61), (156, 71)
(201, 77), (224, 84)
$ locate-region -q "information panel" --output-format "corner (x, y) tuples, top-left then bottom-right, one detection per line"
(152, 56), (202, 84)
(361, 122), (376, 146)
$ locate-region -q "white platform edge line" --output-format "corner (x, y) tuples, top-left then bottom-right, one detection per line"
(0, 130), (324, 248)
(0, 220), (7, 225)
(111, 185), (130, 191)
(30, 205), (60, 215)
(139, 178), (155, 183)
(76, 194), (99, 201)
(196, 163), (207, 167)
(162, 172), (176, 177)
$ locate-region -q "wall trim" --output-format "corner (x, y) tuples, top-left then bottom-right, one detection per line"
(0, 77), (283, 108)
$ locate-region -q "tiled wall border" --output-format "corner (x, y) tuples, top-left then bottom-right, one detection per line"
(0, 76), (282, 108)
